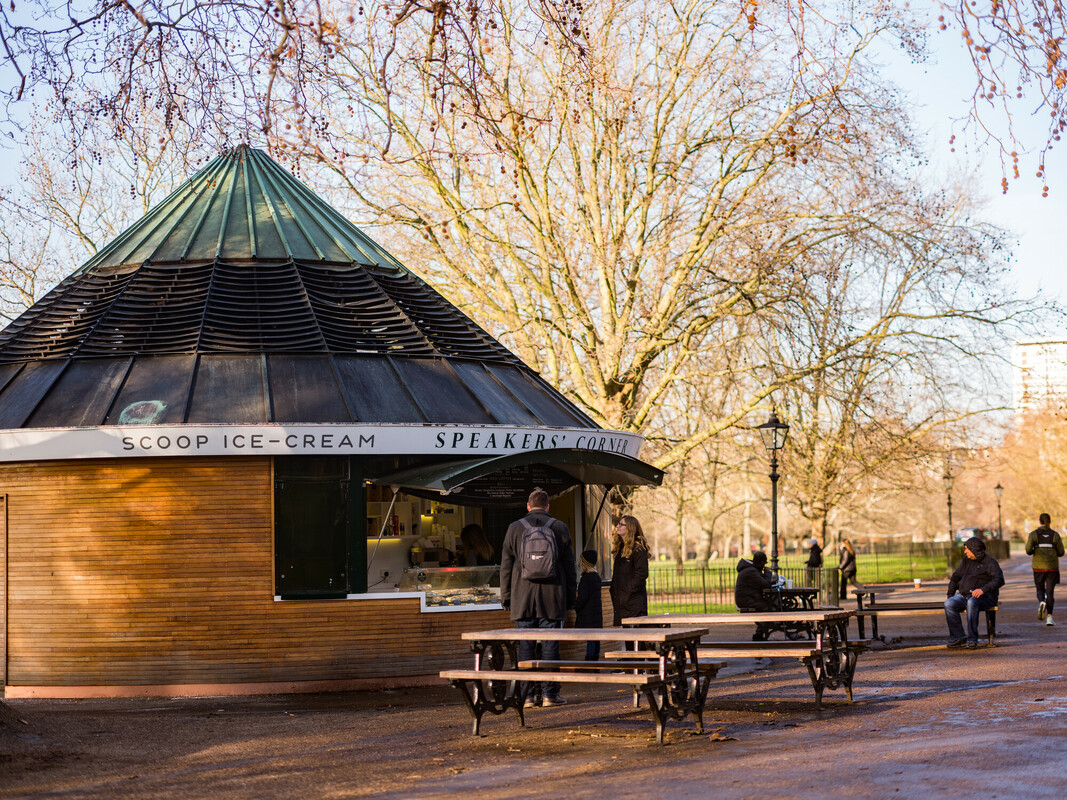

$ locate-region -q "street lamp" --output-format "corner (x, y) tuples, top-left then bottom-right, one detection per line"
(994, 483), (1004, 539)
(757, 410), (790, 575)
(942, 472), (954, 540)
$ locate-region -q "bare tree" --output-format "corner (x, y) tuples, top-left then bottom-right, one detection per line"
(0, 119), (200, 317)
(0, 209), (60, 322)
(760, 169), (1032, 543)
(3, 1), (1067, 187)
(996, 408), (1067, 526)
(931, 0), (1067, 194)
(280, 1), (1018, 468)
(0, 3), (1036, 474)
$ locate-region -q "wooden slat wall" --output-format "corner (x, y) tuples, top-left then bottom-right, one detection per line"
(1, 495), (7, 689)
(1, 458), (526, 688)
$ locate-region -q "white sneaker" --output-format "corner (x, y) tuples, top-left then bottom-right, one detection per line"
(1046, 615), (1055, 627)
(1039, 601), (1047, 621)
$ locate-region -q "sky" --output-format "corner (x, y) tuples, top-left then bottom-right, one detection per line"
(0, 16), (1063, 315)
(883, 28), (1067, 313)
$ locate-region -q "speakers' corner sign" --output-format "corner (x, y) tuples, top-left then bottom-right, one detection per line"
(0, 424), (645, 462)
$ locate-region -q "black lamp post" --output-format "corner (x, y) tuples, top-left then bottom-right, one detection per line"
(994, 483), (1004, 539)
(757, 410), (790, 575)
(942, 472), (954, 540)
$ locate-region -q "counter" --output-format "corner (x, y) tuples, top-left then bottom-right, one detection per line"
(398, 565), (501, 610)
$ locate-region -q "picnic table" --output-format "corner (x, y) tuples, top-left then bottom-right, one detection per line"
(765, 586), (820, 611)
(439, 626), (724, 744)
(621, 610), (865, 708)
(757, 586), (822, 638)
(851, 585), (997, 644)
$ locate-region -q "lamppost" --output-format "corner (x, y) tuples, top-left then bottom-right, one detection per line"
(994, 483), (1004, 539)
(943, 472), (954, 540)
(757, 410), (790, 575)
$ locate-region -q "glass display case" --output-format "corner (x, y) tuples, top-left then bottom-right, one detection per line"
(398, 565), (501, 608)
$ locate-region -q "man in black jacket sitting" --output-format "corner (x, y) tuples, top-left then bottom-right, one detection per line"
(736, 551), (778, 640)
(735, 551), (776, 611)
(945, 536), (1005, 650)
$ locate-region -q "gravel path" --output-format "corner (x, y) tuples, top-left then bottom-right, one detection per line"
(3, 557), (1064, 799)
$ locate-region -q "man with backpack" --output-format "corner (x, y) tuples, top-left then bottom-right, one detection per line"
(500, 487), (577, 708)
(1026, 513), (1065, 626)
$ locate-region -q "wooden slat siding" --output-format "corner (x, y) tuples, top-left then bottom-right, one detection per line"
(1, 495), (7, 690)
(1, 458), (518, 689)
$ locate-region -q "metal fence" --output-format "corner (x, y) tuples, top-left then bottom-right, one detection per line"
(645, 565), (839, 614)
(645, 540), (984, 614)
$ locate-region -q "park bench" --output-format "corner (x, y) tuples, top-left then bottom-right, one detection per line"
(605, 640), (871, 708)
(440, 626), (723, 744)
(620, 610), (865, 708)
(853, 586), (997, 645)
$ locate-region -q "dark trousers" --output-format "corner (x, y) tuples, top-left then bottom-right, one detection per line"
(516, 617), (563, 700)
(1035, 571), (1060, 614)
(739, 602), (773, 640)
(945, 592), (997, 642)
(584, 640), (601, 661)
(840, 570), (859, 600)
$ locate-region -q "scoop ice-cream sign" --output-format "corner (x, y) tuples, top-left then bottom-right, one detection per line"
(0, 422), (643, 462)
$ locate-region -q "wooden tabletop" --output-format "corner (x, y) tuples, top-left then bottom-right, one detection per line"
(764, 586), (818, 594)
(460, 626), (711, 643)
(624, 610), (854, 626)
(852, 584), (948, 596)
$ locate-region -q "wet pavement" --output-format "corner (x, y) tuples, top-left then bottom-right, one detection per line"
(2, 557), (1065, 799)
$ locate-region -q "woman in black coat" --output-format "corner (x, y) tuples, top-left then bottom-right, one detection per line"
(838, 538), (858, 600)
(610, 515), (650, 629)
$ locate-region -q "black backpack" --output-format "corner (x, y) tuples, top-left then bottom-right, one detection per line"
(519, 517), (559, 582)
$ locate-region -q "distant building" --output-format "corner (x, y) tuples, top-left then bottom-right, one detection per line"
(1013, 338), (1067, 412)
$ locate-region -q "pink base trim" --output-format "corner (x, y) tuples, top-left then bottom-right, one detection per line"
(4, 674), (446, 699)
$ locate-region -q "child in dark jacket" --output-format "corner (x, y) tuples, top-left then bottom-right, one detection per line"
(575, 550), (604, 661)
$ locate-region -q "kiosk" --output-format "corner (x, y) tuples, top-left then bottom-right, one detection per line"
(0, 146), (661, 697)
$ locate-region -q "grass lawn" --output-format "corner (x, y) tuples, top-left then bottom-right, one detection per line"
(648, 553), (950, 588)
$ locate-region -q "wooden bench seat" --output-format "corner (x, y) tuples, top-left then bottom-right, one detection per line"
(606, 639), (872, 659)
(442, 668), (664, 686)
(603, 638), (869, 708)
(515, 659), (723, 674)
(855, 601), (997, 645)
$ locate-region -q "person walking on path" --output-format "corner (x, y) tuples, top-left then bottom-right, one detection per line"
(944, 536), (1005, 649)
(574, 549), (604, 661)
(1025, 513), (1065, 626)
(500, 487), (577, 708)
(609, 516), (650, 649)
(838, 538), (859, 600)
(805, 537), (823, 587)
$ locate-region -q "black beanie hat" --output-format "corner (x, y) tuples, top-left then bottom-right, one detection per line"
(752, 551), (767, 567)
(965, 537), (986, 556)
(581, 549), (598, 569)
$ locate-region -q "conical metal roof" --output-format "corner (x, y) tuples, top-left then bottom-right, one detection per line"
(0, 146), (597, 430)
(76, 145), (418, 269)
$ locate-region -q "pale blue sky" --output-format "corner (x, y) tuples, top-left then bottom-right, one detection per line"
(885, 28), (1067, 309)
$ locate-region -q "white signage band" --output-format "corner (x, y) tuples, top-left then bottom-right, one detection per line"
(0, 424), (645, 462)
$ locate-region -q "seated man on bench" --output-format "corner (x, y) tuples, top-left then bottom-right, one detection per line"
(945, 536), (1004, 650)
(735, 551), (777, 640)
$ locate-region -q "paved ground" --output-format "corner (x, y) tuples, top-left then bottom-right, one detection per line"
(2, 557), (1065, 799)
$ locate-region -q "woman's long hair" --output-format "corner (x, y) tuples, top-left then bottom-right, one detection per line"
(612, 515), (649, 560)
(841, 538), (855, 555)
(460, 524), (493, 561)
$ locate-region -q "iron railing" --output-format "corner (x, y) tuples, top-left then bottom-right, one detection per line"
(645, 541), (978, 614)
